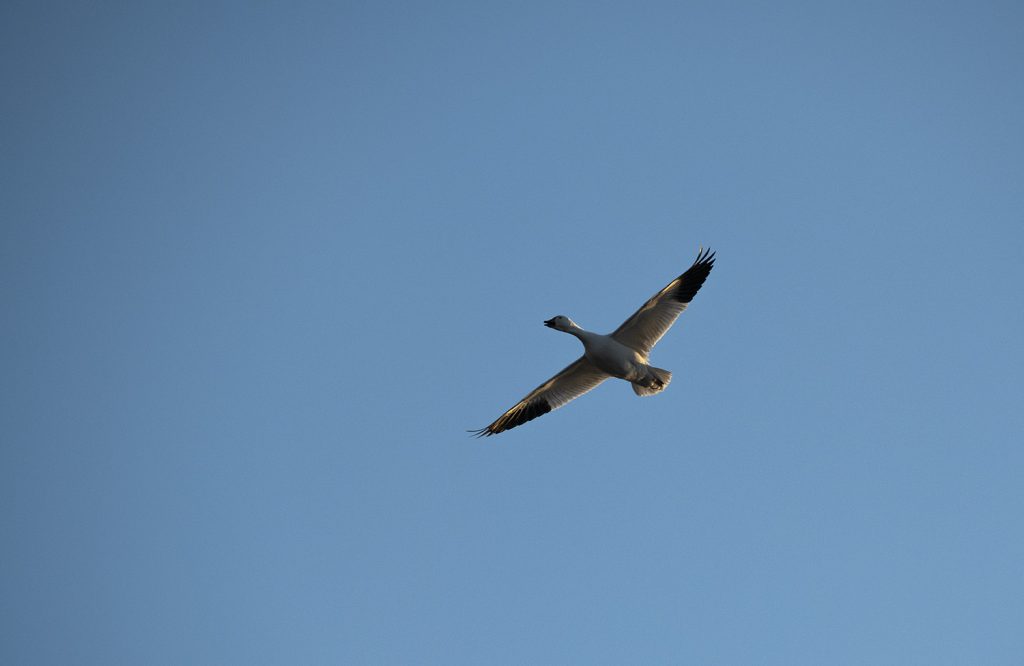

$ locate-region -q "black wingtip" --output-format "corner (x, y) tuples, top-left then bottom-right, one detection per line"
(695, 245), (716, 266)
(671, 246), (715, 304)
(469, 397), (553, 438)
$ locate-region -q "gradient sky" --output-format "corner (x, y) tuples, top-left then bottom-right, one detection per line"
(3, 1), (1024, 664)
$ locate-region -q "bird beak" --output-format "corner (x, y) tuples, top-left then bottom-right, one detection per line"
(543, 318), (556, 328)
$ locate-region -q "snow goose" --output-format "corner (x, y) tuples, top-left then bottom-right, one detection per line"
(471, 247), (715, 436)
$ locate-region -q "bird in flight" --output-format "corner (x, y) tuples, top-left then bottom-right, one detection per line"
(471, 247), (716, 436)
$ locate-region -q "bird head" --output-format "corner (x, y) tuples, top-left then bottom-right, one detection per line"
(543, 315), (577, 332)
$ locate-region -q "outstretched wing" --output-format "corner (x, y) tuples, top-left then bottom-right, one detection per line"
(470, 356), (609, 437)
(610, 247), (715, 355)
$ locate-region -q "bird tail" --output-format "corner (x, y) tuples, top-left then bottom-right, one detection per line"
(632, 366), (672, 397)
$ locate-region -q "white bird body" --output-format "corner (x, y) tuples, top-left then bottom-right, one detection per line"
(471, 247), (715, 437)
(562, 325), (651, 383)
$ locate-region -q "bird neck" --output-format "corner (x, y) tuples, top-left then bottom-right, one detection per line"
(565, 325), (588, 340)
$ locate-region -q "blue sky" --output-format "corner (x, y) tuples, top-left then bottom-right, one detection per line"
(3, 1), (1023, 663)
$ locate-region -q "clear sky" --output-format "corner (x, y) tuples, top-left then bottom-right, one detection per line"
(3, 1), (1024, 664)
